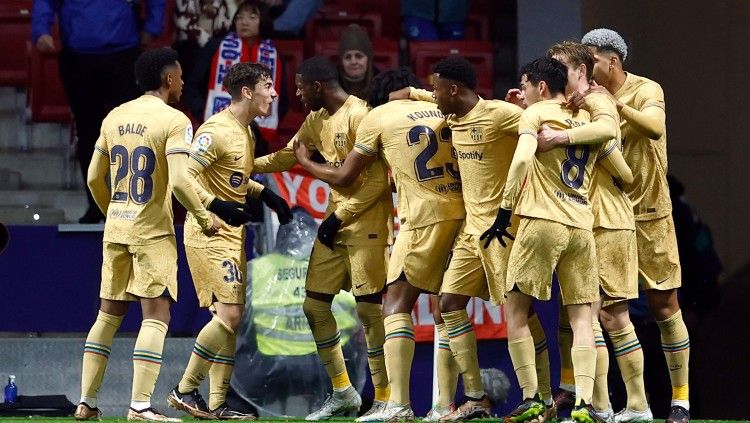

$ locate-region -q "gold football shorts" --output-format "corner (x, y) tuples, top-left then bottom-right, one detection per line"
(387, 219), (463, 294)
(508, 218), (598, 305)
(100, 236), (178, 302)
(306, 241), (388, 297)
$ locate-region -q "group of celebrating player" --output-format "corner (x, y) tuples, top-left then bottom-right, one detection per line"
(73, 26), (690, 423)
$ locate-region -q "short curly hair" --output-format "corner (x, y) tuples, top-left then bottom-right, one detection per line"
(367, 67), (421, 108)
(432, 55), (477, 90)
(298, 56), (339, 84)
(223, 62), (272, 100)
(134, 47), (179, 92)
(581, 28), (628, 62)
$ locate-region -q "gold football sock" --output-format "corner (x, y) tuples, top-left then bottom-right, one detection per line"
(208, 331), (236, 410)
(441, 310), (484, 398)
(357, 302), (389, 399)
(571, 345), (596, 405)
(131, 319), (168, 403)
(178, 316), (233, 393)
(657, 310), (690, 408)
(436, 323), (459, 407)
(383, 313), (414, 406)
(558, 310), (575, 392)
(508, 336), (538, 400)
(592, 321), (610, 411)
(609, 323), (647, 411)
(528, 314), (551, 404)
(303, 297), (351, 391)
(81, 311), (124, 406)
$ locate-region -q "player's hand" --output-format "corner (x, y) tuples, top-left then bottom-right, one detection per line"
(207, 198), (253, 226)
(293, 139), (312, 163)
(505, 88), (525, 108)
(317, 213), (343, 249)
(537, 124), (570, 152)
(36, 34), (56, 53)
(259, 188), (293, 225)
(586, 81), (623, 108)
(388, 87), (411, 102)
(202, 214), (221, 236)
(566, 90), (587, 111)
(479, 208), (514, 249)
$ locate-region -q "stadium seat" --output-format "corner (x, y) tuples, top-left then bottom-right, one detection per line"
(409, 40), (494, 98)
(314, 38), (400, 71)
(0, 1), (32, 87)
(273, 39), (304, 114)
(27, 42), (72, 123)
(318, 0), (400, 40)
(465, 13), (490, 41)
(304, 10), (383, 54)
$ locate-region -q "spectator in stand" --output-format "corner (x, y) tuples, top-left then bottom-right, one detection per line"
(173, 0), (233, 77)
(338, 24), (378, 100)
(32, 0), (165, 223)
(260, 0), (324, 38)
(402, 0), (467, 40)
(186, 0), (286, 144)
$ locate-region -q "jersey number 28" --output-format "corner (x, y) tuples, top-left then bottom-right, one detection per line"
(110, 145), (157, 204)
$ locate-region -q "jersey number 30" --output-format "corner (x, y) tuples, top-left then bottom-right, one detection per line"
(110, 145), (157, 204)
(560, 145), (590, 190)
(407, 125), (458, 182)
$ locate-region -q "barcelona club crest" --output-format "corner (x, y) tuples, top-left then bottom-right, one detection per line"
(470, 127), (483, 142)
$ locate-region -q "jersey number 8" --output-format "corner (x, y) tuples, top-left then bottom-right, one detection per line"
(110, 145), (157, 204)
(560, 145), (590, 190)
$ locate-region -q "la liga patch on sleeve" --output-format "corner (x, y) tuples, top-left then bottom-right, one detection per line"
(193, 133), (213, 153)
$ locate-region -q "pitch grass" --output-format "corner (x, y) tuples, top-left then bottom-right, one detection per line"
(0, 420), (742, 423)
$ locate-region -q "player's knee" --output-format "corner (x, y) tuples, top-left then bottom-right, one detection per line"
(646, 289), (680, 321)
(302, 296), (333, 326)
(600, 303), (630, 332)
(220, 310), (243, 331)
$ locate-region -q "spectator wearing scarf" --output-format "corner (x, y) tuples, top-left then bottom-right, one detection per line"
(186, 0), (286, 143)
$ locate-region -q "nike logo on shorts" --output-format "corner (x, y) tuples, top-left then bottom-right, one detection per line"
(656, 278), (669, 284)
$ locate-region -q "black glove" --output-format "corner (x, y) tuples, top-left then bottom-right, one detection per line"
(207, 198), (253, 227)
(259, 188), (293, 225)
(317, 213), (343, 249)
(479, 207), (514, 248)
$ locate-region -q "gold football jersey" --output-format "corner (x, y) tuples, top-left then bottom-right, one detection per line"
(584, 93), (635, 230)
(254, 95), (393, 245)
(512, 100), (602, 230)
(93, 95), (193, 245)
(184, 108), (265, 249)
(615, 72), (671, 220)
(446, 99), (522, 235)
(353, 99), (464, 231)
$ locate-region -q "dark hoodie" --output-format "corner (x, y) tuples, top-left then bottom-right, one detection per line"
(338, 24), (377, 99)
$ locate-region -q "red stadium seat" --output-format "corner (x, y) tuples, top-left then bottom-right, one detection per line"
(273, 39), (305, 114)
(409, 41), (494, 98)
(465, 13), (490, 41)
(0, 1), (32, 87)
(314, 38), (400, 71)
(318, 0), (400, 40)
(304, 10), (383, 54)
(27, 42), (72, 123)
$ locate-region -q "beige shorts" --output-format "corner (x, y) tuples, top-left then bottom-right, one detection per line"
(100, 236), (178, 302)
(508, 218), (598, 306)
(636, 215), (682, 290)
(387, 219), (463, 294)
(441, 226), (512, 305)
(306, 241), (388, 297)
(185, 245), (246, 307)
(594, 227), (639, 308)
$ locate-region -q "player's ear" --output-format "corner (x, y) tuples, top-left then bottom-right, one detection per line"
(313, 81), (323, 94)
(449, 83), (459, 96)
